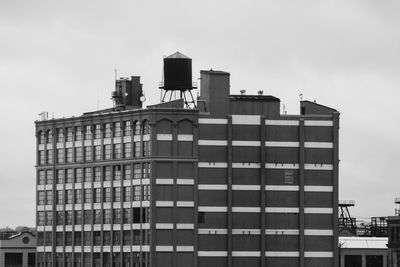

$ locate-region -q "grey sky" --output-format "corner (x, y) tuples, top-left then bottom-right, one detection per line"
(1, 0), (399, 227)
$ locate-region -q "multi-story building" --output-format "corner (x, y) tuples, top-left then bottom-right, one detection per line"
(35, 54), (340, 267)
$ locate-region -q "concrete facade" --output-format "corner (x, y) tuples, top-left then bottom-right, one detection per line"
(35, 70), (340, 266)
(388, 216), (400, 267)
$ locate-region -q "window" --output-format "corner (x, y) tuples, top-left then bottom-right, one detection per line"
(114, 122), (121, 137)
(75, 168), (83, 183)
(103, 231), (111, 245)
(56, 211), (64, 225)
(75, 126), (82, 141)
(113, 187), (121, 202)
(38, 171), (45, 185)
(143, 121), (150, 135)
(46, 149), (53, 164)
(56, 233), (63, 246)
(124, 143), (131, 158)
(84, 125), (92, 140)
(133, 230), (140, 244)
(84, 146), (92, 161)
(38, 232), (44, 246)
(56, 169), (64, 184)
(46, 170), (53, 184)
(46, 211), (52, 225)
(94, 188), (101, 203)
(113, 209), (122, 224)
(65, 210), (73, 225)
(94, 124), (101, 139)
(94, 167), (101, 182)
(133, 208), (141, 223)
(84, 210), (92, 225)
(133, 164), (141, 179)
(84, 233), (91, 246)
(95, 145), (103, 162)
(56, 128), (64, 143)
(66, 148), (73, 163)
(38, 191), (45, 205)
(84, 168), (92, 182)
(143, 163), (151, 178)
(66, 128), (73, 142)
(103, 188), (111, 202)
(65, 232), (72, 246)
(103, 166), (111, 181)
(133, 186), (141, 201)
(39, 150), (45, 165)
(123, 209), (131, 224)
(123, 187), (131, 202)
(198, 212), (205, 224)
(57, 149), (64, 163)
(124, 121), (131, 136)
(75, 147), (83, 162)
(74, 210), (82, 224)
(75, 189), (82, 204)
(46, 130), (52, 143)
(74, 232), (82, 246)
(65, 190), (73, 204)
(38, 131), (45, 144)
(45, 233), (52, 246)
(84, 189), (92, 203)
(123, 165), (131, 180)
(143, 185), (150, 201)
(94, 210), (101, 224)
(46, 190), (53, 205)
(113, 165), (121, 180)
(93, 231), (101, 245)
(134, 121), (141, 135)
(143, 141), (150, 157)
(284, 170), (295, 185)
(103, 209), (111, 224)
(104, 144), (111, 160)
(114, 143), (122, 159)
(56, 191), (63, 204)
(38, 211), (45, 226)
(113, 230), (121, 245)
(66, 169), (73, 183)
(104, 123), (111, 138)
(133, 142), (141, 157)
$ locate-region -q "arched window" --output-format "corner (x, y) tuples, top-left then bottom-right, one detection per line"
(134, 121), (141, 135)
(142, 120), (150, 135)
(46, 130), (52, 144)
(38, 131), (45, 144)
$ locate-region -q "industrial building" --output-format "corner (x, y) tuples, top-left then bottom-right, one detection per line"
(0, 231), (36, 267)
(35, 52), (340, 266)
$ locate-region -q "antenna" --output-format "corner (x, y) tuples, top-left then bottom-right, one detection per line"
(114, 66), (117, 82)
(299, 93), (303, 101)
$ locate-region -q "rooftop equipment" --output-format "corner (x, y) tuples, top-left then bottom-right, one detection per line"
(159, 51), (197, 108)
(339, 200), (357, 236)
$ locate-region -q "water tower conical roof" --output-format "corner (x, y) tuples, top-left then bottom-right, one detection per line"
(166, 51), (190, 59)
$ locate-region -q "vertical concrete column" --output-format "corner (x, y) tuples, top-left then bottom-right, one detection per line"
(260, 116), (266, 267)
(333, 112), (340, 267)
(299, 119), (305, 267)
(227, 115), (233, 267)
(362, 254), (366, 267)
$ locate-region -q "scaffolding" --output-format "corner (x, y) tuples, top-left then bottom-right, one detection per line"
(339, 200), (357, 236)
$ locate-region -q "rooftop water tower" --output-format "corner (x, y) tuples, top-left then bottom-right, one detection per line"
(159, 51), (197, 108)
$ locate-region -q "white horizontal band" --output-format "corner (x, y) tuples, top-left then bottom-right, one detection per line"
(265, 251), (299, 257)
(265, 120), (299, 126)
(266, 229), (299, 235)
(266, 185), (299, 191)
(265, 141), (299, 147)
(304, 251), (333, 258)
(304, 229), (333, 236)
(198, 251), (228, 257)
(156, 201), (173, 207)
(198, 118), (228, 124)
(304, 186), (333, 192)
(156, 179), (174, 185)
(177, 179), (194, 185)
(232, 251), (261, 257)
(265, 207), (299, 213)
(232, 207), (261, 213)
(304, 121), (333, 126)
(198, 162), (228, 168)
(305, 142), (333, 148)
(156, 134), (172, 141)
(177, 201), (194, 207)
(304, 164), (333, 170)
(176, 246), (194, 252)
(232, 115), (260, 125)
(266, 163), (299, 169)
(198, 206), (228, 212)
(232, 185), (260, 190)
(156, 246), (173, 252)
(198, 184), (228, 190)
(155, 223), (173, 229)
(232, 140), (261, 146)
(232, 229), (261, 235)
(176, 223), (194, 229)
(198, 140), (227, 146)
(198, 229), (228, 235)
(177, 134), (193, 141)
(232, 162), (261, 168)
(304, 208), (333, 214)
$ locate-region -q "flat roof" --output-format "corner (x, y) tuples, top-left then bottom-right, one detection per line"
(339, 237), (388, 249)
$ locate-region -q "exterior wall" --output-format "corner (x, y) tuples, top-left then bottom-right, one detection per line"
(0, 232), (36, 267)
(340, 248), (388, 267)
(388, 216), (400, 267)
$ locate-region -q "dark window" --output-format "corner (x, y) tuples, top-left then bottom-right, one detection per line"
(113, 165), (121, 180)
(75, 210), (82, 224)
(103, 209), (111, 224)
(366, 255), (383, 267)
(84, 210), (92, 225)
(345, 255), (362, 267)
(198, 212), (205, 224)
(5, 253), (23, 266)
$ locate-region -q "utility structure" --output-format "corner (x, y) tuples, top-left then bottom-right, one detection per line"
(159, 51), (197, 109)
(395, 198), (400, 216)
(339, 200), (357, 236)
(35, 52), (340, 267)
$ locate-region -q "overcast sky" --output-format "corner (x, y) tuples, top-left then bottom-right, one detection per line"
(1, 0), (399, 227)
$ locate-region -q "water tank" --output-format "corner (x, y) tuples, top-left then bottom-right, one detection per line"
(162, 51), (194, 91)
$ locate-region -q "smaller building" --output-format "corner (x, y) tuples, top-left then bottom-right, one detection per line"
(0, 232), (36, 267)
(339, 236), (388, 267)
(387, 216), (400, 267)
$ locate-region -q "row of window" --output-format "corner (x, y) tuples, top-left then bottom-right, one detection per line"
(38, 141), (151, 165)
(38, 164), (150, 185)
(37, 252), (149, 267)
(37, 185), (150, 206)
(38, 207), (150, 226)
(38, 121), (151, 144)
